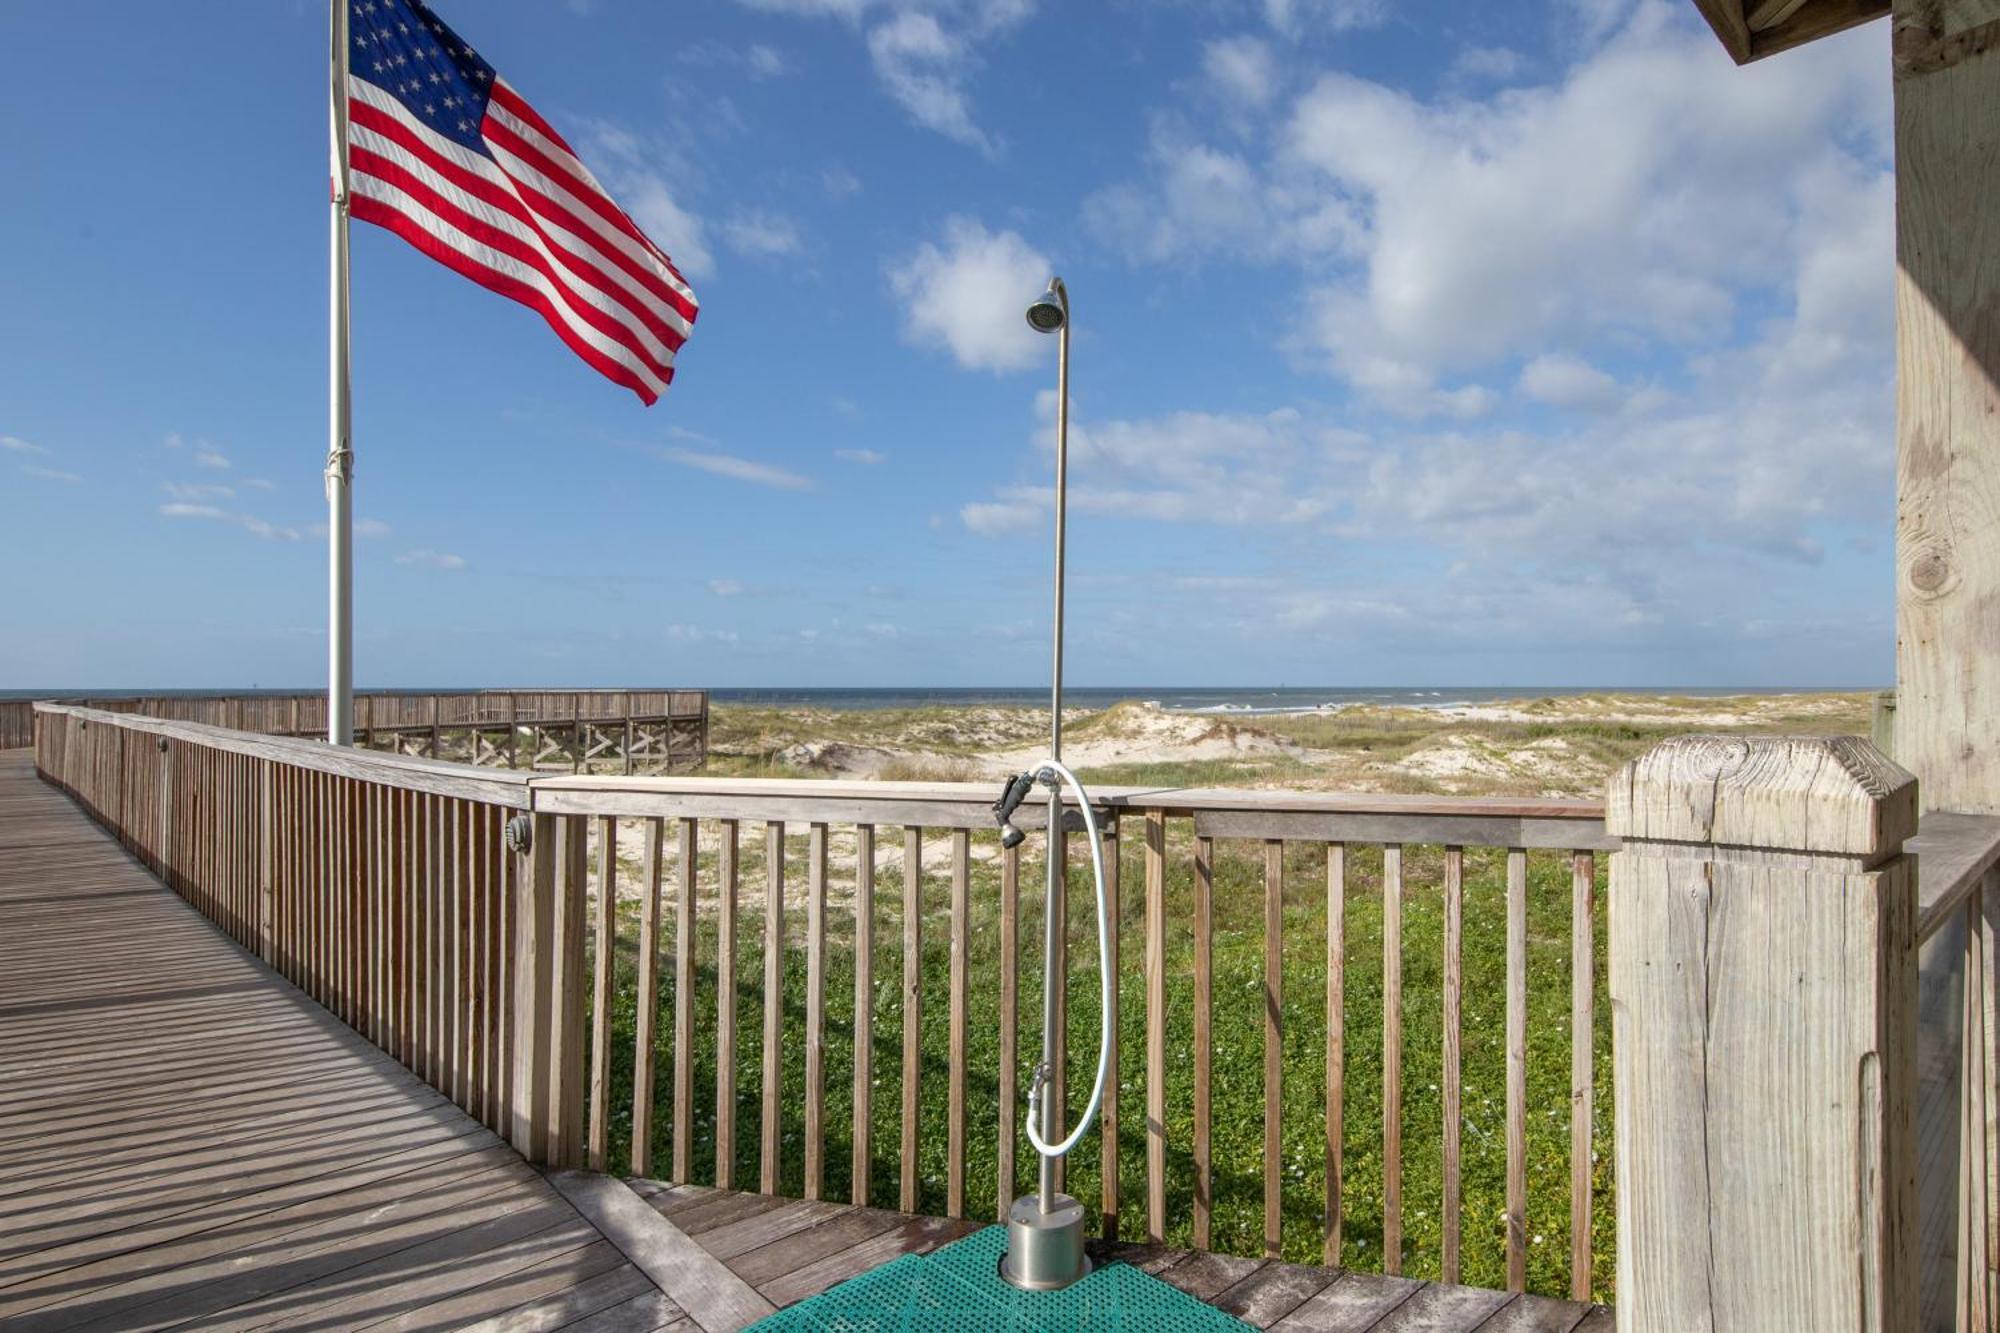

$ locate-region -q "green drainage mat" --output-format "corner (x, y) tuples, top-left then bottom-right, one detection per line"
(748, 1226), (1247, 1331)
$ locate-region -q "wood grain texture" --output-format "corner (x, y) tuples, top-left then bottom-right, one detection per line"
(761, 821), (785, 1196)
(1443, 844), (1463, 1284)
(1265, 839), (1284, 1260)
(1100, 817), (1121, 1241)
(673, 818), (696, 1183)
(1194, 834), (1214, 1251)
(902, 826), (922, 1214)
(715, 820), (739, 1190)
(588, 818), (618, 1172)
(1146, 808), (1168, 1244)
(853, 824), (875, 1208)
(1506, 847), (1528, 1292)
(632, 820), (664, 1177)
(1607, 735), (1920, 1331)
(1383, 843), (1403, 1275)
(948, 827), (969, 1218)
(1570, 850), (1595, 1302)
(998, 837), (1019, 1221)
(806, 823), (828, 1203)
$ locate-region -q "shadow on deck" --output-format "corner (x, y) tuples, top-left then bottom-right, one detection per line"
(0, 745), (1610, 1331)
(0, 751), (687, 1332)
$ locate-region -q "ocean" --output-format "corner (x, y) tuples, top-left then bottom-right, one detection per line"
(0, 685), (1870, 716)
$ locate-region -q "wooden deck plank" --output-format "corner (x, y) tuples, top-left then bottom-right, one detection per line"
(1213, 1260), (1341, 1327)
(0, 754), (677, 1331)
(1269, 1271), (1425, 1332)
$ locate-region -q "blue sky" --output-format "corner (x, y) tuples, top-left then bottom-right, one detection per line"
(0, 0), (1894, 689)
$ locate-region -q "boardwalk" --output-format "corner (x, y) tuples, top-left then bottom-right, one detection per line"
(0, 751), (688, 1332)
(0, 739), (1623, 1331)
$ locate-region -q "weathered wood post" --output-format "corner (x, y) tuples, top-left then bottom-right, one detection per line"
(1607, 735), (1920, 1332)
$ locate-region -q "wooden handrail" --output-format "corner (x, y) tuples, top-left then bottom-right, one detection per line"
(34, 698), (1622, 1296)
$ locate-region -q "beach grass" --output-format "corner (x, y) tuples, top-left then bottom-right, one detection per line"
(586, 820), (1613, 1302)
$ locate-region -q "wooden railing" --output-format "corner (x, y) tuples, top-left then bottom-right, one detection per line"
(34, 703), (2000, 1324)
(31, 701), (1613, 1300)
(2, 688), (708, 767)
(1912, 812), (2000, 1329)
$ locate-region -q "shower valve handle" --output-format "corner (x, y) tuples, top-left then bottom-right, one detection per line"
(992, 770), (1037, 849)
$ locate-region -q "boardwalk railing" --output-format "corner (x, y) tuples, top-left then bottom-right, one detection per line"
(31, 700), (1613, 1300)
(2, 688), (708, 769)
(29, 703), (2000, 1324)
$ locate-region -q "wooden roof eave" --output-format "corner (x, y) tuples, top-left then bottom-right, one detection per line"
(1690, 0), (1890, 63)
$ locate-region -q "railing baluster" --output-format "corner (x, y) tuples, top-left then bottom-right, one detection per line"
(1384, 843), (1404, 1275)
(1506, 846), (1529, 1292)
(1326, 841), (1346, 1267)
(1145, 808), (1167, 1244)
(998, 837), (1018, 1221)
(552, 814), (590, 1167)
(806, 822), (828, 1202)
(1193, 833), (1214, 1251)
(854, 824), (876, 1207)
(1100, 816), (1120, 1241)
(1264, 837), (1284, 1261)
(1443, 845), (1464, 1285)
(948, 827), (969, 1218)
(716, 819), (740, 1190)
(1570, 848), (1595, 1301)
(1962, 878), (1991, 1332)
(901, 826), (922, 1213)
(673, 817), (697, 1184)
(761, 820), (786, 1194)
(632, 817), (665, 1176)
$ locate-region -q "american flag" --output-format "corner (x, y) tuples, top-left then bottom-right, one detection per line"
(342, 0), (697, 404)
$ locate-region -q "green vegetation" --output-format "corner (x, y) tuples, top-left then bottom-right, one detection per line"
(581, 693), (1875, 1304)
(587, 824), (1613, 1302)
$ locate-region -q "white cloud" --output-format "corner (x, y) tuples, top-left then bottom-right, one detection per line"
(163, 481), (235, 501)
(709, 578), (746, 596)
(22, 464), (81, 484)
(722, 211), (803, 257)
(866, 623), (900, 638)
(158, 502), (300, 541)
(1203, 36), (1280, 109)
(822, 165), (863, 199)
(1280, 4), (1887, 409)
(867, 12), (993, 153)
(194, 446), (231, 470)
(395, 549), (467, 570)
(660, 446), (813, 490)
(579, 123), (716, 281)
(887, 216), (1051, 372)
(1, 435), (47, 455)
(1264, 0), (1387, 37)
(666, 623), (739, 643)
(1449, 45), (1526, 82)
(747, 44), (789, 76)
(163, 432), (183, 450)
(356, 517), (392, 538)
(835, 447), (886, 464)
(738, 0), (1031, 151)
(1517, 353), (1622, 411)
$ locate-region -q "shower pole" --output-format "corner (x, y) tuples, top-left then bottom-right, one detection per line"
(1040, 277), (1070, 1217)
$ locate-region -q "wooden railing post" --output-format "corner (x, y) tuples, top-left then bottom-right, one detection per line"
(1606, 735), (1920, 1332)
(510, 811), (558, 1165)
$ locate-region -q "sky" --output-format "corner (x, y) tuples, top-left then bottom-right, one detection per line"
(0, 0), (1896, 690)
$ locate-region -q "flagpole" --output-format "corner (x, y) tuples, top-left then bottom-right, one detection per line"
(327, 0), (354, 746)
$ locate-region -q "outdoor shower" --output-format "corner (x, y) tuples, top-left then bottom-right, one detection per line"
(991, 276), (1113, 1292)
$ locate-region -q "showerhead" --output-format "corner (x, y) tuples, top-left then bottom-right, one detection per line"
(1025, 278), (1067, 334)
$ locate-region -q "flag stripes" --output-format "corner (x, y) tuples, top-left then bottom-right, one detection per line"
(342, 0), (696, 403)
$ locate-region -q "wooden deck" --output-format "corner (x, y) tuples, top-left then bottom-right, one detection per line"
(0, 751), (689, 1332)
(629, 1181), (1615, 1331)
(0, 743), (1614, 1330)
